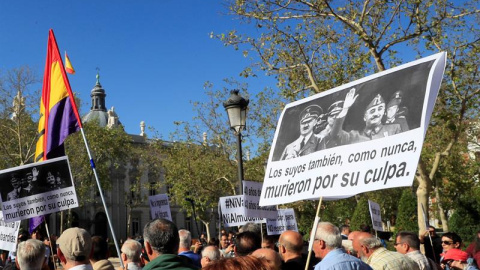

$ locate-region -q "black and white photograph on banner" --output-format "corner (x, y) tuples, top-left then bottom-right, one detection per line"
(272, 61), (432, 162)
(0, 156), (78, 223)
(260, 53), (446, 206)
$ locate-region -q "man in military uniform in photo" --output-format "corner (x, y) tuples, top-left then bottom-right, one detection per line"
(319, 100), (345, 148)
(7, 173), (22, 200)
(281, 105), (325, 160)
(330, 88), (402, 145)
(385, 90), (409, 132)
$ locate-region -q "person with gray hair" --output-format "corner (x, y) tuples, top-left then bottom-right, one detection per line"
(121, 239), (143, 270)
(312, 222), (372, 270)
(200, 245), (220, 267)
(177, 229), (201, 268)
(352, 232), (419, 270)
(16, 239), (46, 270)
(142, 218), (197, 270)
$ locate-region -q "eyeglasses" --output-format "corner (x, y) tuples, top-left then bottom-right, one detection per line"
(275, 242), (282, 248)
(394, 242), (404, 246)
(441, 241), (453, 245)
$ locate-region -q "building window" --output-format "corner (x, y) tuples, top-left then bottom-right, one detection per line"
(132, 217), (140, 236)
(149, 182), (156, 196)
(185, 218), (191, 232)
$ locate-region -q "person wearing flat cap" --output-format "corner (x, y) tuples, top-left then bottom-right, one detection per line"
(56, 227), (94, 270)
(385, 91), (409, 132)
(281, 105), (325, 160)
(330, 88), (401, 145)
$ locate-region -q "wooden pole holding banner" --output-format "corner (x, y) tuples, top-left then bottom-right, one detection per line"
(79, 128), (124, 268)
(421, 203), (436, 262)
(44, 222), (57, 270)
(305, 196), (323, 270)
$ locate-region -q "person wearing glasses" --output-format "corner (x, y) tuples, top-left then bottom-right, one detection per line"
(352, 231), (419, 270)
(440, 232), (463, 265)
(313, 222), (372, 270)
(441, 248), (479, 270)
(395, 231), (433, 270)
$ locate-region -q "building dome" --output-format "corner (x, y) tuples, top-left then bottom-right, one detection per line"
(82, 73), (122, 128)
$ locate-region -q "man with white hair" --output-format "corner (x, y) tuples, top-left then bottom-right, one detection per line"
(200, 245), (220, 268)
(352, 232), (419, 270)
(121, 239), (143, 270)
(312, 222), (372, 270)
(16, 239), (46, 270)
(178, 229), (201, 268)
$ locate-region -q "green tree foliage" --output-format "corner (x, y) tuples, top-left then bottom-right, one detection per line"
(350, 196), (371, 231)
(395, 188), (419, 234)
(0, 66), (39, 168)
(448, 187), (480, 243)
(218, 0), (480, 232)
(163, 136), (237, 239)
(321, 197), (357, 227)
(64, 122), (133, 205)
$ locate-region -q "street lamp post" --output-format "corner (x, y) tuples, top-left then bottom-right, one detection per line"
(223, 90), (249, 195)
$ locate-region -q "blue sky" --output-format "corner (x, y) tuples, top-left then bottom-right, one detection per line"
(0, 1), (275, 137)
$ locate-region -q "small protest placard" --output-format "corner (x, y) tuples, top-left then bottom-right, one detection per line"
(0, 156), (79, 223)
(219, 195), (265, 227)
(149, 194), (172, 221)
(0, 211), (20, 252)
(266, 208), (297, 235)
(260, 53), (446, 206)
(242, 181), (277, 219)
(368, 200), (383, 232)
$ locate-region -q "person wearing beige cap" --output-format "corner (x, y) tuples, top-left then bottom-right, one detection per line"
(56, 227), (94, 270)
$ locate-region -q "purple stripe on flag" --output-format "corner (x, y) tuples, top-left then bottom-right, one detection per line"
(29, 216), (45, 234)
(46, 97), (80, 156)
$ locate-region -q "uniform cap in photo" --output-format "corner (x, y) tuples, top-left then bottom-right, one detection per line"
(300, 105), (322, 124)
(328, 101), (343, 117)
(366, 94), (385, 110)
(57, 227), (92, 261)
(387, 91), (403, 108)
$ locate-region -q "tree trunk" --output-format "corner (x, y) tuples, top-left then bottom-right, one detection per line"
(434, 186), (449, 232)
(416, 160), (432, 234)
(202, 221), (211, 241)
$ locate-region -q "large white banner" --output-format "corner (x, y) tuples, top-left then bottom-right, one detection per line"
(266, 208), (298, 235)
(242, 181), (277, 219)
(368, 200), (383, 232)
(260, 53), (446, 206)
(219, 195), (265, 227)
(0, 211), (20, 251)
(149, 194), (172, 221)
(0, 156), (79, 222)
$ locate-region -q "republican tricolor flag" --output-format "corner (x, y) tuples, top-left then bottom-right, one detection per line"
(65, 51), (75, 74)
(35, 29), (82, 162)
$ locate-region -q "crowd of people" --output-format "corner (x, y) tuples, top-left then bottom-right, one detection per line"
(2, 219), (480, 270)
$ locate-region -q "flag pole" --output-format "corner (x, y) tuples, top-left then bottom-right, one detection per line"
(305, 196), (323, 270)
(79, 128), (124, 268)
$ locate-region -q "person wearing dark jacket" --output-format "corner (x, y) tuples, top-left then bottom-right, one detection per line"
(143, 218), (197, 270)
